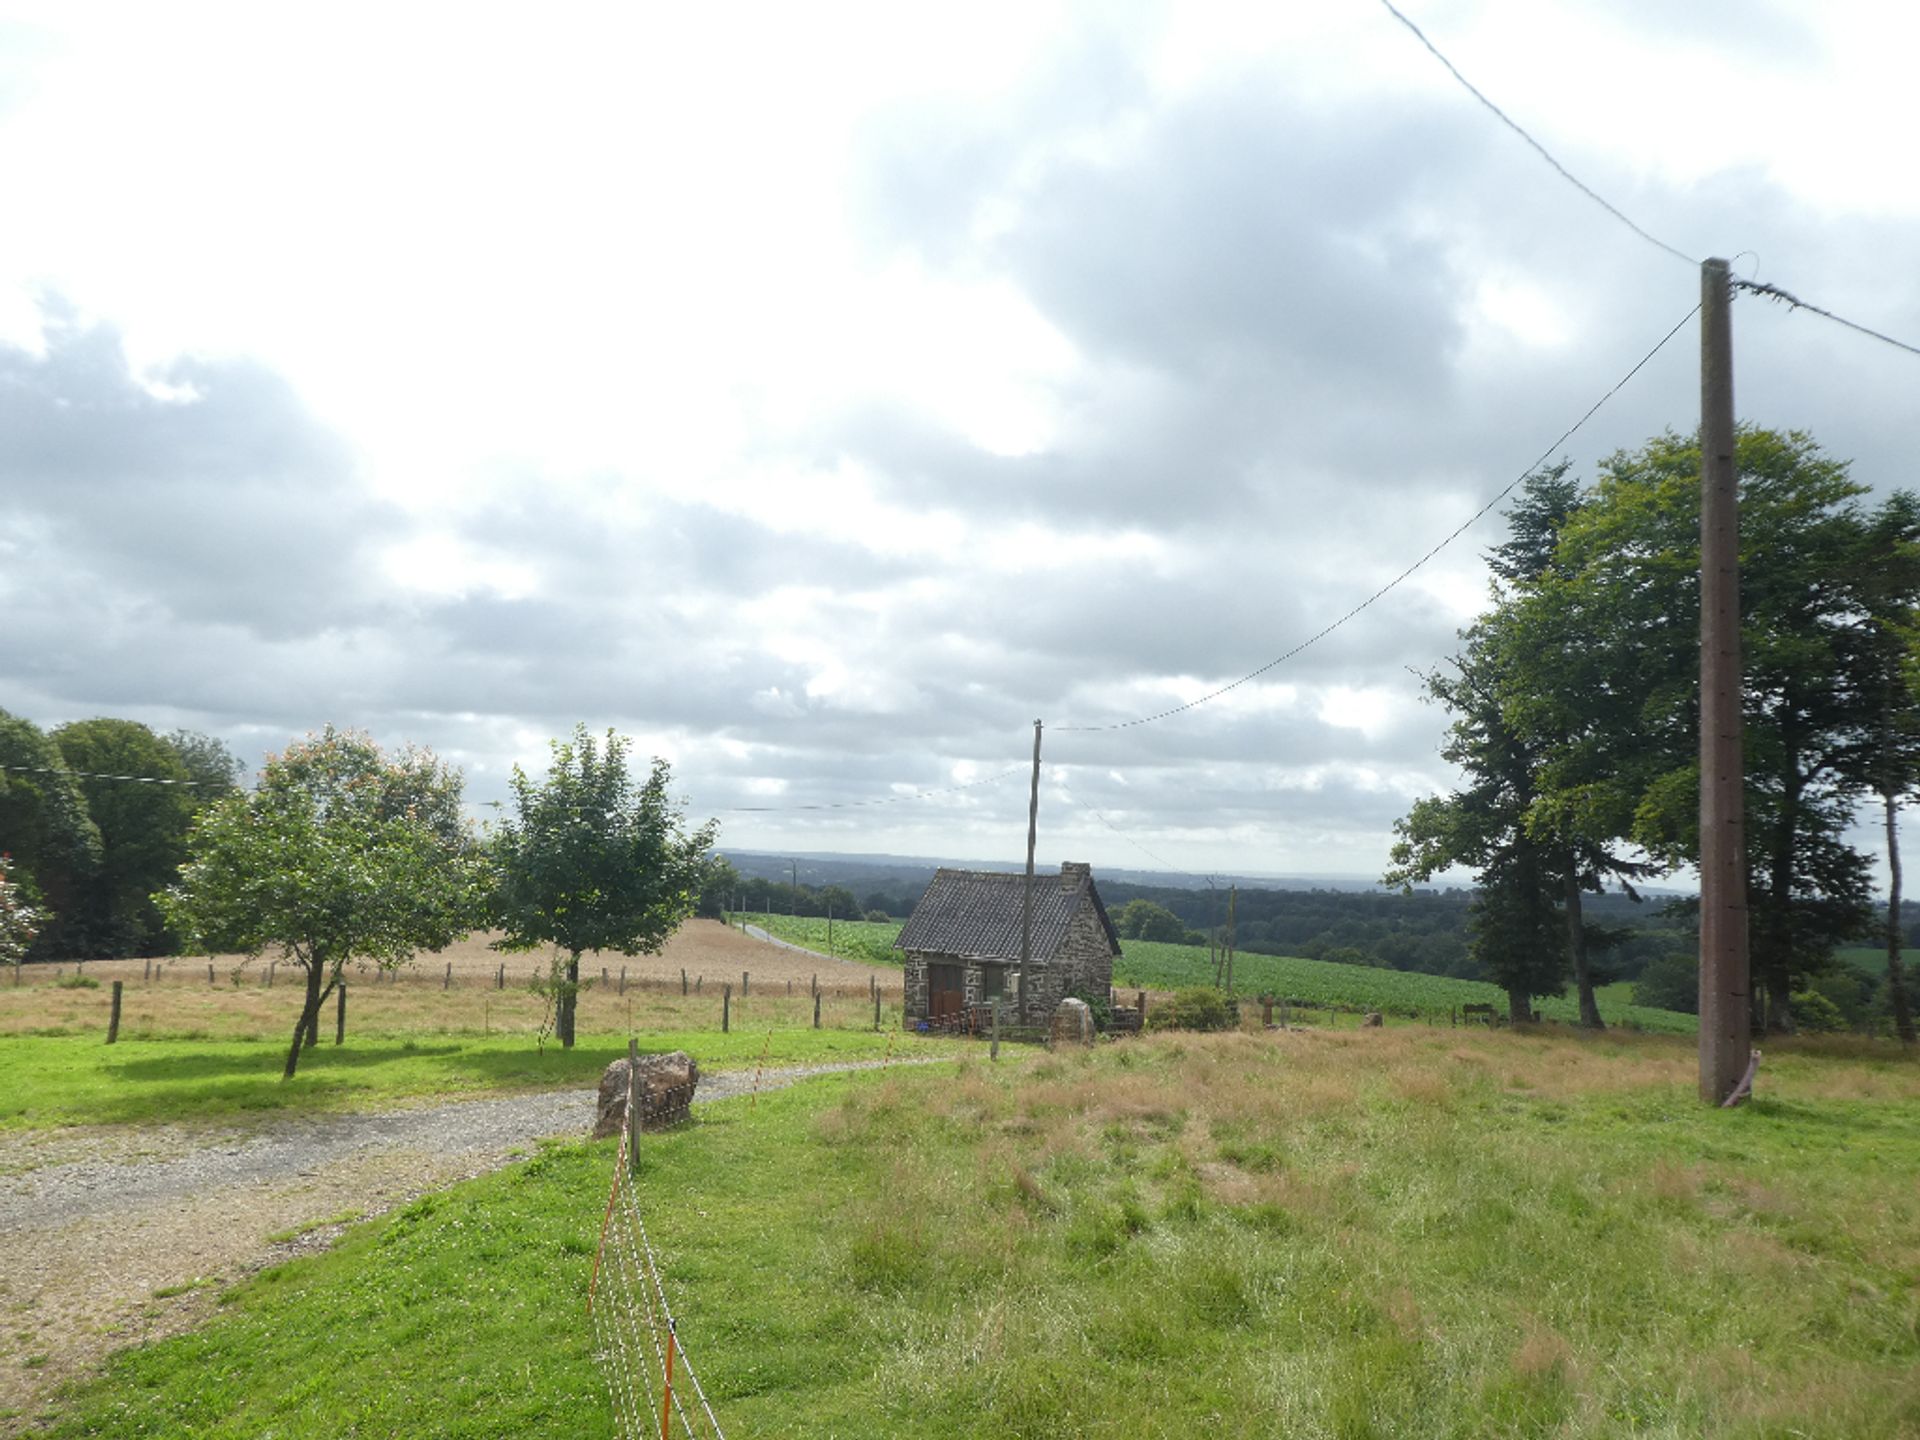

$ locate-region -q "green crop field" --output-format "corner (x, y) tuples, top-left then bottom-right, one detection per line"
(1113, 940), (1698, 1033)
(1834, 946), (1920, 979)
(748, 917), (1696, 1033)
(745, 914), (905, 968)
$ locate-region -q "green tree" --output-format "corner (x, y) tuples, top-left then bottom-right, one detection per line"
(1543, 429), (1897, 1031)
(0, 854), (43, 971)
(163, 729), (247, 807)
(489, 727), (716, 1049)
(1114, 898), (1188, 944)
(1386, 617), (1567, 1022)
(696, 854), (740, 920)
(0, 708), (100, 950)
(52, 719), (198, 957)
(159, 729), (484, 1080)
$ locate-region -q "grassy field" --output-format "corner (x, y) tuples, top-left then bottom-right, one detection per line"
(38, 1027), (1920, 1438)
(735, 913), (904, 967)
(1113, 939), (1698, 1033)
(1835, 946), (1920, 978)
(751, 916), (1697, 1034)
(0, 968), (935, 1132)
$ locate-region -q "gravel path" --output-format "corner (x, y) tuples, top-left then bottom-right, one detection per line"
(0, 1060), (919, 1434)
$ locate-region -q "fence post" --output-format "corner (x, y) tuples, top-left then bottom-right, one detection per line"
(723, 983), (731, 1034)
(336, 984), (347, 1044)
(813, 991), (821, 1029)
(602, 966), (609, 986)
(681, 968), (688, 995)
(991, 1000), (1000, 1061)
(742, 971), (749, 997)
(1262, 998), (1273, 1027)
(874, 987), (881, 1031)
(497, 963), (505, 989)
(208, 962), (215, 985)
(696, 975), (703, 994)
(1137, 990), (1146, 1023)
(107, 980), (123, 1044)
(619, 967), (627, 996)
(444, 962), (452, 990)
(144, 958), (151, 983)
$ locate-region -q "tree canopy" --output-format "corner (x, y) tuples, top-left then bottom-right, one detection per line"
(489, 726), (716, 1048)
(160, 727), (485, 1078)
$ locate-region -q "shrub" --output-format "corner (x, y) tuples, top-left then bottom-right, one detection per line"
(1067, 984), (1112, 1031)
(1633, 953), (1698, 1014)
(1788, 988), (1847, 1034)
(56, 974), (100, 990)
(1147, 986), (1239, 1033)
(863, 910), (891, 924)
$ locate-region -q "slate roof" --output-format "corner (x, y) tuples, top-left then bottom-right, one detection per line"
(894, 862), (1119, 963)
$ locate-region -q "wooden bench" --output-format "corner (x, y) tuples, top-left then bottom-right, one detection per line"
(1461, 1003), (1497, 1026)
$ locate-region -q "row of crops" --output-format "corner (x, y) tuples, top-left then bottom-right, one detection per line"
(742, 914), (1698, 1035)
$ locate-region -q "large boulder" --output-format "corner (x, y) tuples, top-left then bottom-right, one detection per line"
(1049, 997), (1095, 1049)
(593, 1051), (700, 1139)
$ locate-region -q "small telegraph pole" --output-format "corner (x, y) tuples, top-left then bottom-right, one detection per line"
(1699, 256), (1751, 1105)
(1019, 720), (1043, 1018)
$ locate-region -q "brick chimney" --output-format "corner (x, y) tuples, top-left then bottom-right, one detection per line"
(1059, 861), (1091, 888)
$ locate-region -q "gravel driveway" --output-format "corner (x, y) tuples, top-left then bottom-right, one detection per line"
(0, 1060), (914, 1434)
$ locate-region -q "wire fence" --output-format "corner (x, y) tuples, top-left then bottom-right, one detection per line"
(587, 1068), (726, 1440)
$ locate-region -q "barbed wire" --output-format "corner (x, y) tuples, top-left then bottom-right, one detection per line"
(1733, 278), (1920, 360)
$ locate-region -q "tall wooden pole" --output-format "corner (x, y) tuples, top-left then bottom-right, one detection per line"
(1699, 256), (1750, 1105)
(1020, 720), (1043, 1019)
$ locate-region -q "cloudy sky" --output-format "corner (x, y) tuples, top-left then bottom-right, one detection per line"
(2, 1), (1916, 879)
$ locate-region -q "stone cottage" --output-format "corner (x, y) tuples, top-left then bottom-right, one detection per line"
(896, 861), (1119, 1029)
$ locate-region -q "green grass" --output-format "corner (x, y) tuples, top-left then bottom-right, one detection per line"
(1835, 946), (1920, 979)
(39, 1030), (1920, 1437)
(1114, 939), (1698, 1033)
(751, 916), (1695, 1033)
(0, 1023), (935, 1132)
(741, 914), (904, 967)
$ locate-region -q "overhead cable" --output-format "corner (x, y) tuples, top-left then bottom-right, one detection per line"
(1054, 300), (1701, 733)
(1734, 278), (1920, 361)
(1375, 0), (1697, 268)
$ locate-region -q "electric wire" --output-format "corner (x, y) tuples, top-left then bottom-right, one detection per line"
(1054, 300), (1701, 733)
(1, 762), (215, 787)
(1733, 278), (1920, 361)
(1375, 0), (1697, 268)
(1054, 775), (1202, 881)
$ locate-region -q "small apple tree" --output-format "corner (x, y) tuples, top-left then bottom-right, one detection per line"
(159, 728), (485, 1080)
(489, 727), (716, 1048)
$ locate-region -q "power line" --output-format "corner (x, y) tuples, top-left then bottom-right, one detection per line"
(1734, 278), (1920, 361)
(1, 762), (214, 787)
(1055, 300), (1700, 733)
(1375, 0), (1697, 268)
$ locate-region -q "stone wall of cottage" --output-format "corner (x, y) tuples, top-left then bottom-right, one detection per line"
(1016, 907), (1115, 1027)
(903, 952), (929, 1021)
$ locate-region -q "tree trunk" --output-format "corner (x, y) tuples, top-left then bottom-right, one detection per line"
(285, 965), (322, 1080)
(558, 952), (580, 1048)
(1565, 864), (1604, 1030)
(1506, 986), (1530, 1024)
(1887, 791), (1916, 1045)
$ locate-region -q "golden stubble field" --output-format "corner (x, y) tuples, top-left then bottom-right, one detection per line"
(3, 919), (903, 1040)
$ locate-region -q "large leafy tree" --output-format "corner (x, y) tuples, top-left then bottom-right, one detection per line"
(160, 728), (485, 1079)
(1540, 429), (1902, 1031)
(490, 727), (716, 1049)
(163, 729), (247, 806)
(51, 719), (198, 957)
(0, 708), (101, 948)
(0, 854), (43, 971)
(1386, 613), (1567, 1022)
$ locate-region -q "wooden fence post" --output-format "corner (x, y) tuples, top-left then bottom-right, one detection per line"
(742, 971), (749, 997)
(497, 963), (505, 989)
(336, 984), (347, 1045)
(444, 962), (452, 990)
(107, 980), (123, 1044)
(722, 983), (731, 1034)
(874, 988), (881, 1030)
(208, 962), (215, 985)
(696, 975), (703, 994)
(143, 959), (151, 983)
(619, 967), (627, 996)
(813, 991), (821, 1029)
(1136, 990), (1146, 1023)
(681, 968), (688, 995)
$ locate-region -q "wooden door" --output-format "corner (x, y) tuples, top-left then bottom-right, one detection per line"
(928, 963), (965, 1022)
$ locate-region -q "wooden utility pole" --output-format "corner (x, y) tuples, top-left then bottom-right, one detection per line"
(1019, 720), (1043, 1018)
(1225, 885), (1237, 996)
(1699, 256), (1751, 1106)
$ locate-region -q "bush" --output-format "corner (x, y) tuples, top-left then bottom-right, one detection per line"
(56, 974), (100, 990)
(1067, 984), (1112, 1031)
(863, 910), (891, 924)
(1146, 986), (1239, 1033)
(1789, 988), (1847, 1034)
(1633, 953), (1698, 1014)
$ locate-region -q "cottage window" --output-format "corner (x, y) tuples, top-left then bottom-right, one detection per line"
(980, 965), (1007, 1000)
